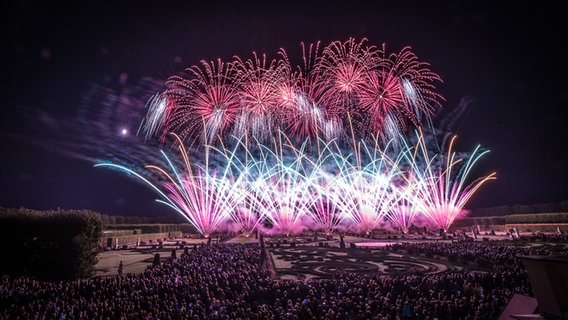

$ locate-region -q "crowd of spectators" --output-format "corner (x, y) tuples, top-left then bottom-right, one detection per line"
(1, 240), (566, 320)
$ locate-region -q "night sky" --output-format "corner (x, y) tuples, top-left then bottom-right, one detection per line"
(2, 1), (567, 217)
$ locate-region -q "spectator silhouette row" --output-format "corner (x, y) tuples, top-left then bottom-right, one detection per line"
(1, 240), (566, 319)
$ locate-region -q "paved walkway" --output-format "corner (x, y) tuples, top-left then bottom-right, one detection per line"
(95, 238), (211, 278)
(95, 233), (518, 278)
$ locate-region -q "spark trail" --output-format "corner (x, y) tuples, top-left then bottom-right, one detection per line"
(93, 38), (494, 236)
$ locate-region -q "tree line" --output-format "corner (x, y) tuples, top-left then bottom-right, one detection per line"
(471, 200), (568, 217)
(0, 207), (103, 281)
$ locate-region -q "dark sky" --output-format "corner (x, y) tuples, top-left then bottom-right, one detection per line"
(1, 1), (567, 217)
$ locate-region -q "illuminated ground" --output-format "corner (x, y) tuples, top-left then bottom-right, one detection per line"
(95, 234), (480, 278)
(96, 230), (568, 279)
(95, 237), (212, 277)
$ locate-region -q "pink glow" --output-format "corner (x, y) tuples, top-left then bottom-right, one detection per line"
(140, 37), (443, 147)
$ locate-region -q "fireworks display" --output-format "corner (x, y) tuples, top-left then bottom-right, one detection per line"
(140, 37), (444, 147)
(97, 38), (495, 237)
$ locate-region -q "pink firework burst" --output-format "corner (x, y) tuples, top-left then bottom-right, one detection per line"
(355, 44), (444, 142)
(282, 41), (331, 142)
(389, 46), (444, 119)
(232, 52), (285, 142)
(358, 70), (407, 137)
(387, 192), (421, 234)
(253, 173), (311, 236)
(320, 38), (377, 106)
(306, 189), (344, 235)
(159, 169), (231, 238)
(165, 59), (241, 145)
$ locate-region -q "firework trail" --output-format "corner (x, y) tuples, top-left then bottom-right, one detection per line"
(96, 133), (245, 237)
(324, 136), (404, 234)
(159, 59), (241, 146)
